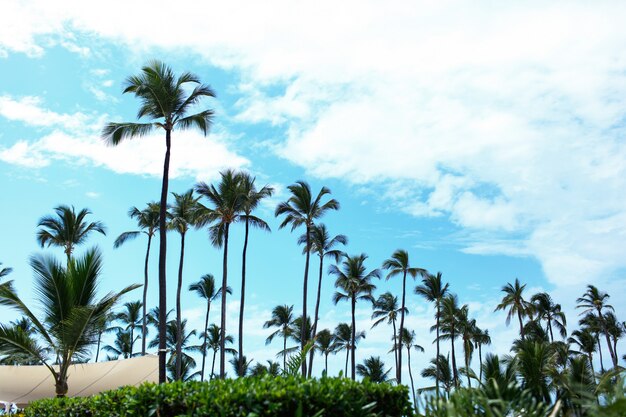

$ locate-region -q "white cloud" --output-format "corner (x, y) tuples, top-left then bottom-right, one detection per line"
(0, 95), (91, 131)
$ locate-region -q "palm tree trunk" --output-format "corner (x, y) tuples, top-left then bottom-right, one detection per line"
(283, 332), (287, 371)
(220, 224), (230, 379)
(548, 319), (554, 343)
(211, 349), (217, 380)
(596, 333), (605, 373)
(95, 331), (102, 362)
(435, 303), (441, 401)
(345, 347), (349, 376)
(518, 311), (525, 340)
(451, 328), (459, 388)
(239, 217), (250, 368)
(308, 255), (324, 377)
(200, 300), (210, 382)
(301, 224), (311, 377)
(397, 270), (407, 383)
(407, 346), (417, 411)
(141, 233), (152, 356)
(392, 318), (398, 374)
(130, 325), (134, 357)
(478, 344), (483, 382)
(175, 232), (186, 380)
(465, 346), (471, 387)
(351, 296), (356, 380)
(588, 352), (596, 384)
(599, 311), (617, 367)
(325, 352), (328, 375)
(157, 128), (171, 384)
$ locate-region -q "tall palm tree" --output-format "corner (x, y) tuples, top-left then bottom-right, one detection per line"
(333, 323), (366, 377)
(438, 294), (462, 388)
(114, 202), (160, 355)
(111, 300), (143, 357)
(568, 329), (597, 381)
(415, 272), (449, 400)
(37, 205), (106, 263)
(604, 312), (623, 363)
(512, 339), (555, 402)
(148, 319), (198, 376)
(531, 292), (567, 343)
(275, 181), (339, 375)
(168, 189), (199, 380)
(103, 60), (215, 383)
(371, 292), (405, 372)
(264, 304), (295, 370)
(421, 355), (453, 398)
(356, 356), (391, 383)
(456, 306), (477, 387)
(201, 324), (236, 380)
(314, 328), (334, 375)
(382, 249), (426, 383)
(495, 278), (531, 339)
(236, 172), (273, 366)
(399, 328), (424, 408)
(188, 274), (231, 381)
(281, 315), (313, 359)
(330, 253), (379, 380)
(195, 169), (243, 378)
(579, 313), (606, 373)
(299, 224), (347, 377)
(0, 249), (139, 396)
(577, 285), (618, 368)
(473, 327), (491, 382)
(0, 262), (12, 280)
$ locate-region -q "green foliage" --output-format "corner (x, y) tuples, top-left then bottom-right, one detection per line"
(25, 376), (413, 417)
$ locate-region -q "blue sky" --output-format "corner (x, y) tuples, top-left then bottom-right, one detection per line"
(1, 1), (625, 382)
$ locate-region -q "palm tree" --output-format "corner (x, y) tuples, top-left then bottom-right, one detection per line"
(148, 319), (198, 379)
(300, 224), (347, 377)
(188, 274), (231, 381)
(456, 306), (477, 387)
(577, 285), (617, 368)
(438, 294), (462, 388)
(114, 202), (160, 356)
(195, 169), (243, 378)
(0, 248), (138, 396)
(236, 172), (273, 366)
(102, 329), (137, 359)
(356, 356), (391, 382)
(421, 355), (453, 398)
(512, 339), (555, 402)
(531, 292), (567, 343)
(168, 189), (199, 380)
(202, 324), (236, 380)
(0, 318), (45, 365)
(579, 313), (606, 373)
(333, 323), (366, 377)
(264, 304), (295, 370)
(604, 312), (623, 363)
(473, 327), (491, 382)
(0, 262), (12, 280)
(371, 292), (405, 372)
(568, 328), (598, 382)
(167, 353), (197, 382)
(382, 249), (426, 383)
(314, 328), (334, 375)
(111, 300), (143, 357)
(415, 272), (449, 400)
(230, 355), (253, 377)
(103, 60), (215, 383)
(275, 181), (339, 375)
(250, 360), (281, 377)
(399, 328), (424, 407)
(36, 205), (106, 263)
(495, 278), (531, 339)
(281, 315), (313, 359)
(330, 253), (379, 380)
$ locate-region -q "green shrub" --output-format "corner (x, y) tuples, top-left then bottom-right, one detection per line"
(25, 376), (413, 417)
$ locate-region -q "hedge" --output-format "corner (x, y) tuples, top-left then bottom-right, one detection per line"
(25, 376), (413, 417)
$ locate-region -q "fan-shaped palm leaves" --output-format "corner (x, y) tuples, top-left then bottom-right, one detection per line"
(382, 249), (426, 383)
(495, 278), (531, 339)
(0, 248), (139, 396)
(275, 181), (339, 376)
(114, 202), (160, 355)
(103, 60), (215, 383)
(356, 356), (391, 383)
(264, 304), (295, 370)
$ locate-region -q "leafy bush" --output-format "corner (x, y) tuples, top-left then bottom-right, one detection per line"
(25, 376), (413, 417)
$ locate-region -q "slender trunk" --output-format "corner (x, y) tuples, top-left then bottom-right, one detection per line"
(478, 344), (483, 382)
(130, 325), (134, 357)
(219, 224), (230, 379)
(598, 310), (617, 367)
(325, 352), (328, 375)
(407, 346), (417, 411)
(518, 310), (525, 340)
(239, 217), (249, 367)
(435, 302), (441, 401)
(157, 128), (171, 384)
(392, 318), (398, 374)
(175, 232), (186, 380)
(465, 344), (471, 387)
(451, 328), (458, 388)
(308, 254), (324, 377)
(301, 224), (311, 376)
(345, 347), (349, 377)
(596, 333), (605, 373)
(200, 300), (210, 382)
(95, 332), (102, 362)
(283, 332), (287, 371)
(211, 349), (217, 380)
(142, 234), (152, 356)
(548, 318), (554, 343)
(588, 352), (596, 384)
(351, 296), (356, 380)
(397, 271), (407, 383)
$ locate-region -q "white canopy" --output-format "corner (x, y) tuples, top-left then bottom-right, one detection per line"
(0, 355), (158, 407)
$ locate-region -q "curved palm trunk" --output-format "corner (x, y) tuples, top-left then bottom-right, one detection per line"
(141, 233), (152, 356)
(450, 328), (459, 388)
(219, 224), (230, 379)
(547, 317), (554, 343)
(464, 345), (471, 387)
(175, 232), (186, 380)
(596, 333), (605, 373)
(200, 300), (211, 381)
(392, 318), (398, 374)
(406, 346), (417, 411)
(588, 352), (596, 384)
(397, 270), (407, 383)
(598, 310), (617, 367)
(211, 349), (217, 380)
(351, 296), (356, 380)
(478, 344), (483, 382)
(308, 254), (324, 377)
(95, 331), (102, 362)
(518, 311), (525, 340)
(345, 347), (349, 376)
(157, 128), (171, 384)
(301, 224), (311, 376)
(435, 303), (441, 401)
(238, 217), (250, 368)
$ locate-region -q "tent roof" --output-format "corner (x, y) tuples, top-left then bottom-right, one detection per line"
(0, 355), (158, 407)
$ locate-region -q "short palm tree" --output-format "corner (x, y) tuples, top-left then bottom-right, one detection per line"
(382, 249), (426, 383)
(275, 180), (339, 375)
(438, 294), (462, 388)
(195, 169), (243, 378)
(114, 202), (160, 355)
(495, 278), (531, 339)
(333, 323), (366, 377)
(531, 292), (567, 343)
(314, 328), (334, 375)
(330, 253), (379, 380)
(356, 356), (391, 383)
(188, 273), (231, 381)
(0, 262), (12, 280)
(264, 304), (295, 370)
(473, 327), (491, 381)
(230, 355), (253, 377)
(236, 172), (273, 366)
(568, 328), (598, 381)
(399, 328), (424, 407)
(0, 249), (139, 396)
(169, 189), (199, 380)
(421, 355), (453, 398)
(110, 300), (143, 357)
(457, 306), (477, 387)
(201, 324), (236, 380)
(148, 319), (198, 381)
(576, 285), (617, 368)
(579, 313), (606, 373)
(37, 205), (106, 263)
(512, 339), (556, 402)
(103, 60), (215, 383)
(299, 223), (347, 377)
(102, 329), (137, 359)
(415, 272), (449, 400)
(371, 292), (405, 372)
